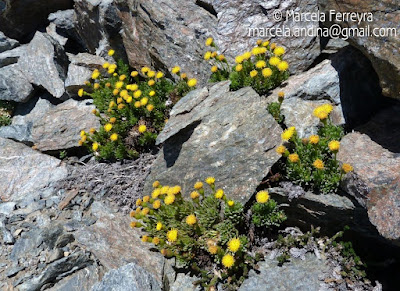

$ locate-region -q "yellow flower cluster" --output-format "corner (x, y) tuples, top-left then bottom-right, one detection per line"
(170, 65), (197, 88)
(281, 126), (296, 141)
(313, 104), (334, 120)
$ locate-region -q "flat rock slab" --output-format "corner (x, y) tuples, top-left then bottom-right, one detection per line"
(18, 31), (69, 98)
(145, 82), (282, 203)
(338, 132), (400, 244)
(239, 254), (329, 291)
(0, 64), (34, 102)
(0, 138), (68, 203)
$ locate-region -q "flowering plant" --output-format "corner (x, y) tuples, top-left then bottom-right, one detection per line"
(77, 50), (197, 160)
(275, 103), (352, 194)
(130, 178), (285, 289)
(204, 38), (289, 96)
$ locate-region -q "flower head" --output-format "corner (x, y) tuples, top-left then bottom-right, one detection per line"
(186, 214), (197, 225)
(250, 70), (258, 78)
(108, 49), (115, 56)
(194, 181), (203, 190)
(274, 47), (286, 56)
(256, 190), (269, 204)
(152, 237), (160, 245)
(288, 153), (300, 163)
(256, 60), (266, 69)
(92, 142), (99, 151)
(156, 222), (163, 231)
(104, 123), (113, 132)
(235, 64), (243, 72)
(136, 198), (142, 206)
(208, 245), (218, 254)
(205, 37), (214, 46)
(227, 238), (241, 253)
(235, 55), (244, 64)
(167, 229), (178, 242)
(205, 177), (215, 185)
(141, 235), (149, 243)
(190, 191), (200, 199)
(143, 195), (150, 203)
(281, 127), (296, 141)
(276, 145), (287, 155)
(328, 140), (340, 152)
(171, 66), (180, 74)
(187, 78), (197, 87)
(211, 65), (218, 73)
(147, 71), (155, 78)
(277, 61), (289, 72)
(269, 56), (280, 66)
(147, 104), (154, 111)
(131, 71), (138, 77)
(227, 200), (235, 207)
(262, 68), (272, 77)
(153, 200), (161, 209)
(342, 163), (353, 173)
(222, 254), (235, 268)
(152, 188), (161, 199)
(78, 88), (84, 97)
(313, 159), (324, 170)
(134, 90), (142, 98)
(141, 67), (150, 74)
(156, 71), (164, 79)
(309, 135), (320, 144)
(204, 51), (212, 60)
(164, 194), (175, 205)
(215, 189), (224, 199)
(140, 97), (148, 106)
(138, 125), (147, 133)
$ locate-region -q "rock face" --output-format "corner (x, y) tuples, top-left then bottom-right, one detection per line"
(318, 0), (400, 99)
(0, 97), (100, 151)
(145, 82), (282, 202)
(0, 138), (68, 203)
(338, 132), (400, 244)
(0, 64), (34, 102)
(18, 32), (69, 98)
(0, 31), (19, 53)
(0, 0), (73, 40)
(0, 45), (26, 68)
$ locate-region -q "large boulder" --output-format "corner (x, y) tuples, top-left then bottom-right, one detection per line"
(144, 82), (282, 203)
(0, 31), (19, 53)
(318, 0), (400, 99)
(0, 64), (34, 102)
(0, 45), (26, 68)
(0, 97), (100, 152)
(0, 138), (68, 203)
(338, 131), (400, 245)
(0, 0), (73, 40)
(18, 32), (69, 99)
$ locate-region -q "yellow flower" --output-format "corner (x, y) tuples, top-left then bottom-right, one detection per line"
(104, 123), (113, 132)
(278, 91), (285, 98)
(142, 207), (150, 215)
(328, 140), (340, 152)
(269, 56), (280, 66)
(109, 64), (117, 70)
(204, 51), (212, 60)
(140, 97), (148, 106)
(105, 83), (111, 88)
(141, 67), (150, 74)
(138, 125), (147, 133)
(129, 221), (137, 228)
(171, 66), (180, 74)
(110, 133), (118, 141)
(152, 188), (161, 199)
(208, 245), (218, 254)
(215, 189), (224, 199)
(270, 43), (277, 50)
(136, 198), (142, 206)
(148, 79), (155, 86)
(342, 163), (353, 173)
(227, 238), (241, 253)
(227, 200), (235, 207)
(108, 49), (115, 56)
(187, 78), (197, 87)
(256, 190), (270, 203)
(91, 70), (100, 79)
(181, 73), (187, 79)
(235, 55), (244, 64)
(257, 39), (263, 46)
(218, 55), (225, 61)
(153, 200), (161, 209)
(153, 181), (160, 188)
(108, 68), (115, 74)
(156, 71), (164, 79)
(143, 195), (150, 203)
(243, 51), (252, 60)
(211, 51), (217, 58)
(134, 101), (141, 108)
(252, 47), (262, 55)
(190, 191), (200, 199)
(262, 41), (269, 47)
(92, 143), (99, 151)
(313, 159), (324, 170)
(147, 71), (155, 78)
(126, 96), (133, 103)
(110, 117), (117, 124)
(211, 66), (218, 73)
(167, 229), (178, 242)
(119, 74), (126, 81)
(288, 153), (300, 163)
(89, 128), (96, 134)
(262, 68), (273, 77)
(131, 71), (138, 77)
(186, 214), (197, 225)
(78, 88), (84, 97)
(81, 135), (87, 142)
(147, 104), (154, 111)
(134, 90), (142, 98)
(256, 60), (267, 69)
(313, 104), (333, 120)
(274, 46), (285, 56)
(321, 104), (333, 114)
(103, 62), (110, 69)
(78, 140), (83, 146)
(161, 186), (169, 195)
(156, 222), (163, 231)
(250, 70), (258, 78)
(222, 254), (235, 268)
(194, 182), (203, 189)
(309, 135), (320, 144)
(130, 84), (138, 91)
(80, 130), (86, 137)
(205, 37), (213, 46)
(277, 61), (289, 72)
(152, 237), (160, 245)
(149, 91), (155, 97)
(164, 194), (175, 205)
(235, 64), (243, 72)
(117, 104), (125, 110)
(141, 235), (149, 243)
(205, 177), (215, 185)
(92, 83), (99, 91)
(281, 127), (296, 141)
(115, 81), (123, 89)
(276, 145), (287, 155)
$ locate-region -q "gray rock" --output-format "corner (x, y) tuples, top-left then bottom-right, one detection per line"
(146, 82), (282, 203)
(91, 263), (162, 291)
(18, 32), (69, 98)
(2, 228), (15, 244)
(17, 251), (93, 291)
(0, 64), (34, 102)
(6, 265), (24, 278)
(48, 265), (102, 291)
(46, 23), (69, 47)
(0, 137), (68, 202)
(48, 10), (76, 33)
(1, 97), (100, 151)
(239, 254), (329, 291)
(68, 53), (108, 69)
(0, 45), (26, 68)
(0, 0), (73, 40)
(0, 31), (19, 53)
(0, 202), (16, 215)
(170, 273), (200, 291)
